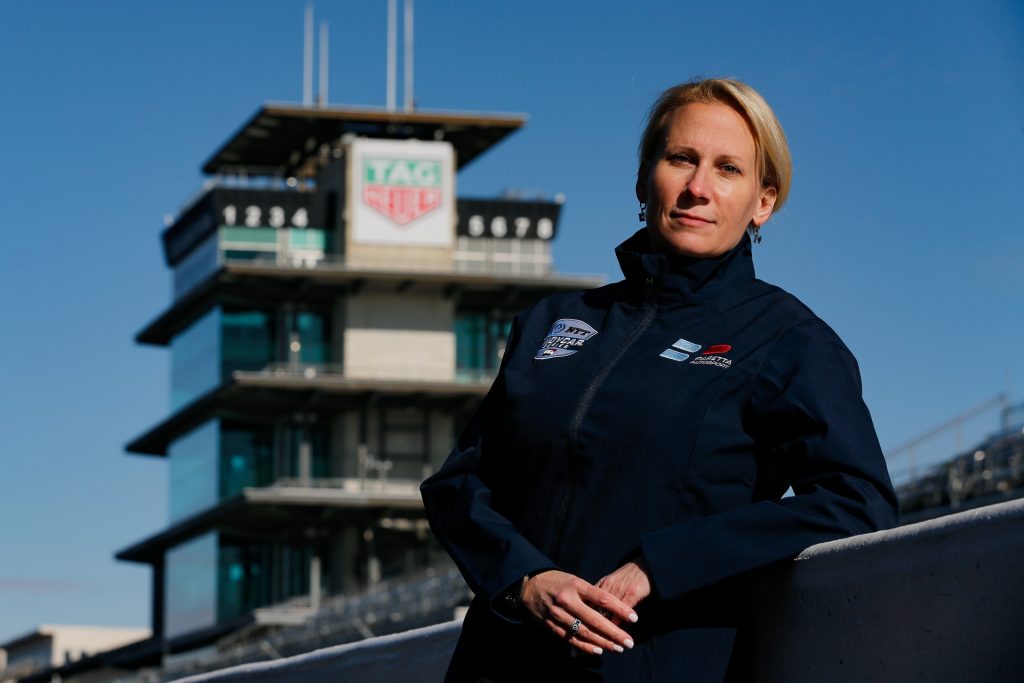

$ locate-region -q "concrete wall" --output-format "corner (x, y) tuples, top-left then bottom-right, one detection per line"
(343, 293), (455, 381)
(169, 498), (1024, 683)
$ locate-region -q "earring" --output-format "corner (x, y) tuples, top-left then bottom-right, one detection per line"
(638, 202), (647, 223)
(751, 224), (762, 244)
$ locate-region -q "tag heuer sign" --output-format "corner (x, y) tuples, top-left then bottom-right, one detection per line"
(363, 158), (442, 225)
(348, 138), (455, 248)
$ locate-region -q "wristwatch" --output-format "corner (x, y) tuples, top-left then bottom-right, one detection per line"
(501, 575), (530, 616)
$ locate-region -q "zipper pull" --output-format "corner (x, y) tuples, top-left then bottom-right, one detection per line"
(644, 276), (656, 305)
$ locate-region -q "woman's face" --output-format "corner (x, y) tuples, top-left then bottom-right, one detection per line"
(637, 102), (777, 259)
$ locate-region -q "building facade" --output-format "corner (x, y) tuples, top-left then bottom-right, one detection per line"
(116, 104), (601, 656)
(0, 625), (149, 682)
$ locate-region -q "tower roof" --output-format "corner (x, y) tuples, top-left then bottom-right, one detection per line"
(202, 103), (526, 176)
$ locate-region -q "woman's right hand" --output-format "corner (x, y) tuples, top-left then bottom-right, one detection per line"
(520, 570), (638, 656)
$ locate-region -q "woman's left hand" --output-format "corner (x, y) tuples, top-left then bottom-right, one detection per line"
(595, 557), (653, 618)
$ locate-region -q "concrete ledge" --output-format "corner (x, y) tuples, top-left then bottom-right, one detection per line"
(172, 499), (1024, 682)
(746, 497), (1024, 681)
(171, 621), (461, 683)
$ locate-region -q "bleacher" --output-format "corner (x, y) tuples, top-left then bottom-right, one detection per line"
(897, 423), (1024, 522)
(158, 563), (471, 681)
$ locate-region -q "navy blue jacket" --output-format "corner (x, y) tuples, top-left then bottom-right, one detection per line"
(421, 229), (898, 682)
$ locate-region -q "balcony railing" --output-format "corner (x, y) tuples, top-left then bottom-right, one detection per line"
(222, 251), (563, 278)
(248, 363), (496, 386)
(268, 477), (421, 497)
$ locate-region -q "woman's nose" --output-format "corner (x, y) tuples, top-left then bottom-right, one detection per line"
(684, 165), (712, 201)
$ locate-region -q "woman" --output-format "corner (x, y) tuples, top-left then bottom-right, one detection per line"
(421, 78), (898, 682)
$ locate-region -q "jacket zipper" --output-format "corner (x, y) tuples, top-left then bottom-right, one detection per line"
(550, 276), (658, 559)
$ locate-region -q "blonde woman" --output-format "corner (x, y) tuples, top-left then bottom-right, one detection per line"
(422, 78), (898, 682)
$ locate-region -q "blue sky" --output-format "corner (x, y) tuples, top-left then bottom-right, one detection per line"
(1, 0), (1021, 643)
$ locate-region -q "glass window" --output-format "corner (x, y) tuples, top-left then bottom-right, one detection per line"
(219, 421), (274, 498)
(170, 308), (220, 411)
(165, 532), (218, 638)
(217, 536), (312, 623)
(222, 249), (271, 262)
(173, 233), (219, 299)
(221, 226), (279, 245)
(168, 420), (220, 522)
(221, 309), (276, 375)
(456, 313), (512, 375)
(287, 228), (327, 250)
(455, 313), (487, 372)
(296, 310), (328, 364)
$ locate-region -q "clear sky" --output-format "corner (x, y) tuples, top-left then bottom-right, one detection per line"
(1, 0), (1021, 643)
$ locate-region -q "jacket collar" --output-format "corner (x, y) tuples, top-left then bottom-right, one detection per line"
(615, 227), (756, 305)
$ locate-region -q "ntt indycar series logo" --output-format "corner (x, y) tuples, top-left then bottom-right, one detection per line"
(535, 319), (598, 359)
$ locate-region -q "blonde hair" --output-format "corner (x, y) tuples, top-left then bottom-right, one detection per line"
(637, 78), (792, 214)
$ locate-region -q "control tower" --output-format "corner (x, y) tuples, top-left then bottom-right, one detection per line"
(115, 103), (601, 654)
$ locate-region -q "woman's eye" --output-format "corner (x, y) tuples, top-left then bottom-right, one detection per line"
(668, 154), (693, 165)
(721, 164), (741, 175)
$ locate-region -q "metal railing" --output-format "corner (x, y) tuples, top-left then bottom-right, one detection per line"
(267, 476), (421, 496)
(246, 362), (496, 385)
(896, 427), (1024, 516)
(172, 177), (317, 224)
(222, 251), (581, 278)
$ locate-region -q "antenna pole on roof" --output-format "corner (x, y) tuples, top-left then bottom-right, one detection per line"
(404, 0), (414, 111)
(318, 19), (329, 107)
(387, 0), (397, 111)
(303, 2), (314, 106)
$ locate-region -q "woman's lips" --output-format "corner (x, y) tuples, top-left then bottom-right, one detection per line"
(673, 212), (714, 226)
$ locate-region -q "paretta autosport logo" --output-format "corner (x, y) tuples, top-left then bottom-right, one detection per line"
(362, 158), (442, 225)
(660, 339), (733, 368)
(690, 344), (733, 369)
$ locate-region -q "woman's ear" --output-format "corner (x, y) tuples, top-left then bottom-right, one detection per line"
(752, 186), (777, 227)
(635, 171), (647, 204)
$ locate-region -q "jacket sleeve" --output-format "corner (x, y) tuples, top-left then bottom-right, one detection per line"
(420, 315), (559, 621)
(640, 318), (899, 602)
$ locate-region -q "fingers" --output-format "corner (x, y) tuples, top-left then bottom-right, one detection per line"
(594, 560), (653, 610)
(550, 584), (635, 652)
(546, 605), (631, 656)
(522, 571), (638, 656)
(581, 582), (640, 625)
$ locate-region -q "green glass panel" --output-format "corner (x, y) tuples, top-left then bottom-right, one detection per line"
(456, 313), (514, 373)
(288, 228), (326, 249)
(296, 310), (328, 364)
(217, 536), (312, 622)
(221, 309), (276, 375)
(221, 226), (278, 244)
(455, 313), (487, 371)
(219, 421), (274, 498)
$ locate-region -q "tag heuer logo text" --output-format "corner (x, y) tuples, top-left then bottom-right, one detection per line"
(363, 158), (442, 225)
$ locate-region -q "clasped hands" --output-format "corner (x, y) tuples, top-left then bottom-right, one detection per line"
(519, 558), (652, 656)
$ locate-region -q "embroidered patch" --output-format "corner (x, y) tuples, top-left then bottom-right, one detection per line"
(659, 338), (701, 362)
(660, 338), (734, 369)
(693, 343), (733, 368)
(535, 318), (598, 359)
